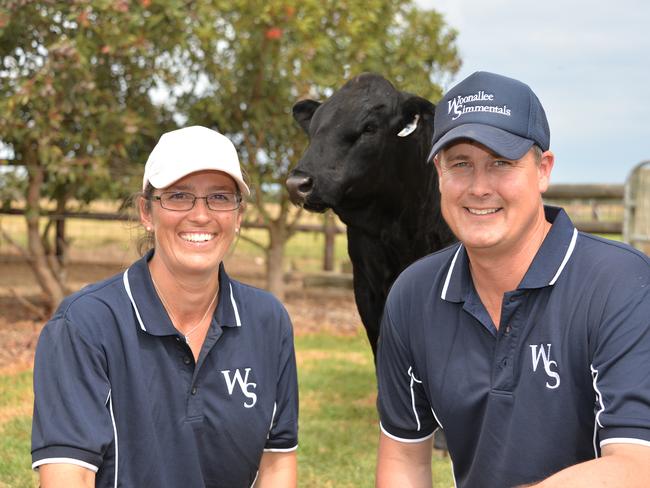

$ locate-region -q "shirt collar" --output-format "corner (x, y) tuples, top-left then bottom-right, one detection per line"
(519, 206), (578, 289)
(441, 206), (578, 303)
(122, 250), (243, 337)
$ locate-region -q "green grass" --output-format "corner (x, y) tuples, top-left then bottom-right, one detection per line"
(0, 333), (454, 487)
(0, 371), (32, 410)
(0, 370), (37, 488)
(296, 332), (378, 486)
(296, 331), (454, 487)
(0, 417), (37, 488)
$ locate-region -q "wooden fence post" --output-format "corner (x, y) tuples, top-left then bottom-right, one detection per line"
(624, 160), (650, 255)
(323, 211), (336, 271)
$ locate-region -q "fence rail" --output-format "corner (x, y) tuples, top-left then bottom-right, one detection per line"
(0, 207), (346, 234)
(0, 183), (626, 233)
(543, 184), (624, 234)
(544, 184), (623, 200)
(0, 183), (632, 271)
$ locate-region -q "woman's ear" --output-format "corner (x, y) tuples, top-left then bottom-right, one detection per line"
(139, 195), (153, 231)
(235, 203), (245, 231)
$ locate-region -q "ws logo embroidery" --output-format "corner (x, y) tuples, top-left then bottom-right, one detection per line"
(530, 344), (561, 389)
(221, 368), (257, 408)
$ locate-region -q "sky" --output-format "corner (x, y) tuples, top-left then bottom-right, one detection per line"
(415, 0), (650, 184)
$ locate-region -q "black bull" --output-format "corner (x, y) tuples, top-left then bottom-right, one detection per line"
(286, 73), (455, 357)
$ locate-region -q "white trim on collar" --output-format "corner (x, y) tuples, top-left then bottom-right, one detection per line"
(441, 244), (463, 300)
(549, 228), (578, 285)
(229, 283), (242, 327)
(123, 269), (147, 332)
(123, 266), (242, 329)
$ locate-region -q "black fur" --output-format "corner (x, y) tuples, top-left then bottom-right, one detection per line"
(287, 73), (455, 356)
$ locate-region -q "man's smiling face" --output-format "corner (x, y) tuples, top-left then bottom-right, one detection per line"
(434, 140), (553, 256)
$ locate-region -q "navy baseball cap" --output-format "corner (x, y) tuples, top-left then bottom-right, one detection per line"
(428, 71), (550, 160)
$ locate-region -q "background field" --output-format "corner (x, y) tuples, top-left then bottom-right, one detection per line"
(0, 192), (627, 273)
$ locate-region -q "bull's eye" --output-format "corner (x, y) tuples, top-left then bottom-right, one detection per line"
(362, 122), (378, 134)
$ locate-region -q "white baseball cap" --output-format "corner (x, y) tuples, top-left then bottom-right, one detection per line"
(142, 126), (250, 196)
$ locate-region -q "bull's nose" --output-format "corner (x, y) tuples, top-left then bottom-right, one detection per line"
(286, 175), (313, 204)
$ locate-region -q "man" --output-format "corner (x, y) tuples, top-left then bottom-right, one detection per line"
(375, 71), (650, 487)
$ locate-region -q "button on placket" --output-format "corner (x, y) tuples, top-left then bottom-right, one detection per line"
(493, 293), (520, 389)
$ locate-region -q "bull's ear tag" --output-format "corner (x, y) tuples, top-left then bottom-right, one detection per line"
(397, 114), (419, 137)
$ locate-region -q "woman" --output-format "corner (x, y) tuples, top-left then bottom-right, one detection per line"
(31, 126), (298, 487)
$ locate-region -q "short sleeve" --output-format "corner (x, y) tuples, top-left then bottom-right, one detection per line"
(376, 299), (437, 442)
(591, 282), (650, 447)
(31, 313), (114, 471)
(264, 308), (298, 451)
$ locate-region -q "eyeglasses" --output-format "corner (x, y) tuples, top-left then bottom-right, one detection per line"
(150, 191), (242, 211)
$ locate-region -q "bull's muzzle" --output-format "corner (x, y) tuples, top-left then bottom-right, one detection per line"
(286, 175), (314, 205)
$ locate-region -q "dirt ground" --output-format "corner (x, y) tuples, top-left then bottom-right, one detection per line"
(0, 256), (363, 372)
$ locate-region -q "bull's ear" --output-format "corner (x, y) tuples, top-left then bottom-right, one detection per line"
(396, 94), (435, 138)
(292, 99), (321, 134)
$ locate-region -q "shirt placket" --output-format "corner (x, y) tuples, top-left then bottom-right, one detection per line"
(492, 290), (525, 392)
(185, 324), (224, 419)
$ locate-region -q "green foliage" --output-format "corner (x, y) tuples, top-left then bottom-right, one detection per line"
(0, 0), (460, 206)
(0, 0), (460, 299)
(180, 0), (460, 206)
(0, 0), (198, 306)
(0, 167), (27, 209)
(0, 0), (188, 203)
(170, 0), (461, 293)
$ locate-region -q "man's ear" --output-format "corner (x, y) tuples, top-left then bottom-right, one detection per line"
(538, 150), (555, 193)
(292, 99), (321, 134)
(433, 155), (443, 177)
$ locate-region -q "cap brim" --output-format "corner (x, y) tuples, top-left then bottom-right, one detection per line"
(428, 124), (535, 161)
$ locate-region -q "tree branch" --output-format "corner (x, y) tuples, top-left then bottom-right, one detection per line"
(237, 232), (266, 251)
(8, 287), (47, 321)
(287, 206), (305, 237)
(0, 225), (31, 260)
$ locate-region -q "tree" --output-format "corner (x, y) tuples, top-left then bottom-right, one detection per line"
(0, 0), (460, 309)
(179, 0), (461, 299)
(0, 0), (189, 312)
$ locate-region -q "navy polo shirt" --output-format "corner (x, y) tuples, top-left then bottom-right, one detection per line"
(377, 206), (650, 487)
(32, 250), (298, 488)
